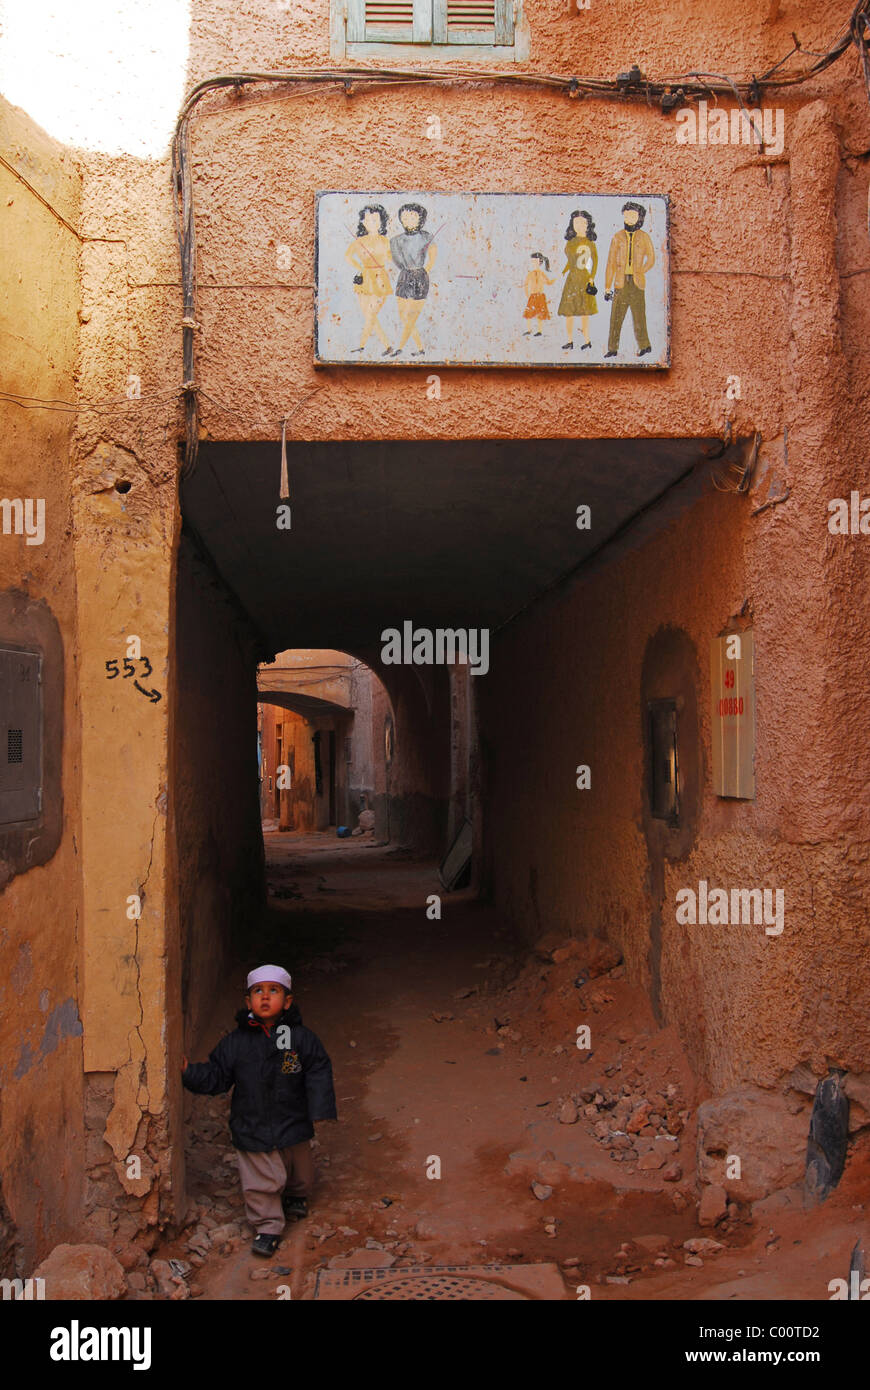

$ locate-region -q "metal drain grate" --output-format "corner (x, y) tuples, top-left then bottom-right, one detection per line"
(315, 1262), (566, 1301)
(355, 1274), (525, 1300)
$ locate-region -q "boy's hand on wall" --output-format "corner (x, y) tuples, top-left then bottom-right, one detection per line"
(182, 1055), (189, 1071)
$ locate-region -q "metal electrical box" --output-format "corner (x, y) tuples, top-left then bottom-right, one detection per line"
(0, 646), (42, 824)
(711, 630), (755, 799)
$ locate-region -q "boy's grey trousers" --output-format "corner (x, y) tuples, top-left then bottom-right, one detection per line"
(236, 1140), (315, 1234)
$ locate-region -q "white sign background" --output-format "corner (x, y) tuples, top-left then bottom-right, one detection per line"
(315, 191), (670, 368)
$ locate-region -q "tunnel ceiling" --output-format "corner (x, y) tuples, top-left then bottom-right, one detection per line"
(182, 438), (719, 656)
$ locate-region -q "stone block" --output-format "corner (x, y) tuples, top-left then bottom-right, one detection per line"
(697, 1087), (808, 1202)
(34, 1244), (127, 1300)
(698, 1184), (728, 1226)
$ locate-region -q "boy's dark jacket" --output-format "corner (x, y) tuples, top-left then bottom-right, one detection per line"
(182, 1003), (337, 1152)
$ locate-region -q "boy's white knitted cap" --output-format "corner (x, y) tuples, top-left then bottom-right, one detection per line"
(247, 964), (292, 991)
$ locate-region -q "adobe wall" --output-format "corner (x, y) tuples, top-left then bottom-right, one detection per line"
(481, 463), (870, 1097)
(61, 24), (189, 1232)
(173, 533), (266, 1051)
(479, 99), (870, 1096)
(0, 97), (85, 1270)
(375, 664), (452, 849)
(347, 661), (391, 832)
(259, 700), (277, 819)
(260, 649), (355, 709)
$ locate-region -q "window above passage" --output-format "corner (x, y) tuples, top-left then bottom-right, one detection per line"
(332, 0), (529, 61)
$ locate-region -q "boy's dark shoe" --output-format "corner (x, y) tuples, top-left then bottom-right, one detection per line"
(282, 1195), (308, 1221)
(251, 1233), (281, 1257)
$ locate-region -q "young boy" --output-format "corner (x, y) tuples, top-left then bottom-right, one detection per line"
(182, 964), (337, 1257)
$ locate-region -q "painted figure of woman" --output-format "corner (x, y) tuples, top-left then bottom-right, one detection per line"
(345, 204), (393, 355)
(388, 202), (436, 357)
(522, 253), (555, 336)
(558, 210), (598, 351)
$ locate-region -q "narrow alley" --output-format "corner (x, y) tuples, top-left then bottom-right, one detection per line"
(150, 832), (867, 1303)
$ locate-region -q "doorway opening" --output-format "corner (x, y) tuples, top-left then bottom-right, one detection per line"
(257, 648), (392, 841)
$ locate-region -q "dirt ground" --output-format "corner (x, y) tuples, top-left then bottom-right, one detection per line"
(149, 832), (869, 1302)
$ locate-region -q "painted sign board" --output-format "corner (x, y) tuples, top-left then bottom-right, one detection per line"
(314, 191), (670, 368)
(711, 631), (755, 799)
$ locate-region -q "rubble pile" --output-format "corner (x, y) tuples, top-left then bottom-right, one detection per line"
(598, 1233), (728, 1284)
(572, 1079), (688, 1181)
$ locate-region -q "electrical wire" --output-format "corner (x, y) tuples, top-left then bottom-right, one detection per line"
(0, 387), (182, 414)
(198, 384), (323, 428)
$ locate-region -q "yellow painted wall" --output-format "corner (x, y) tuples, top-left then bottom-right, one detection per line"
(0, 95), (84, 1268)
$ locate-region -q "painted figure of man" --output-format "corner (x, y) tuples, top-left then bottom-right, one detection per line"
(603, 201), (655, 358)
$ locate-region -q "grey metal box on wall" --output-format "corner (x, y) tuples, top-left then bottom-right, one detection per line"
(0, 646), (42, 824)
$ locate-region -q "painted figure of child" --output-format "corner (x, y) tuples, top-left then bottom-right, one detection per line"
(522, 252), (555, 336)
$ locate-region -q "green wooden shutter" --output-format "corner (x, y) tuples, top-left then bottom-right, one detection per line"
(349, 0), (433, 41)
(346, 0), (366, 41)
(433, 0), (513, 43)
(493, 0), (514, 44)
